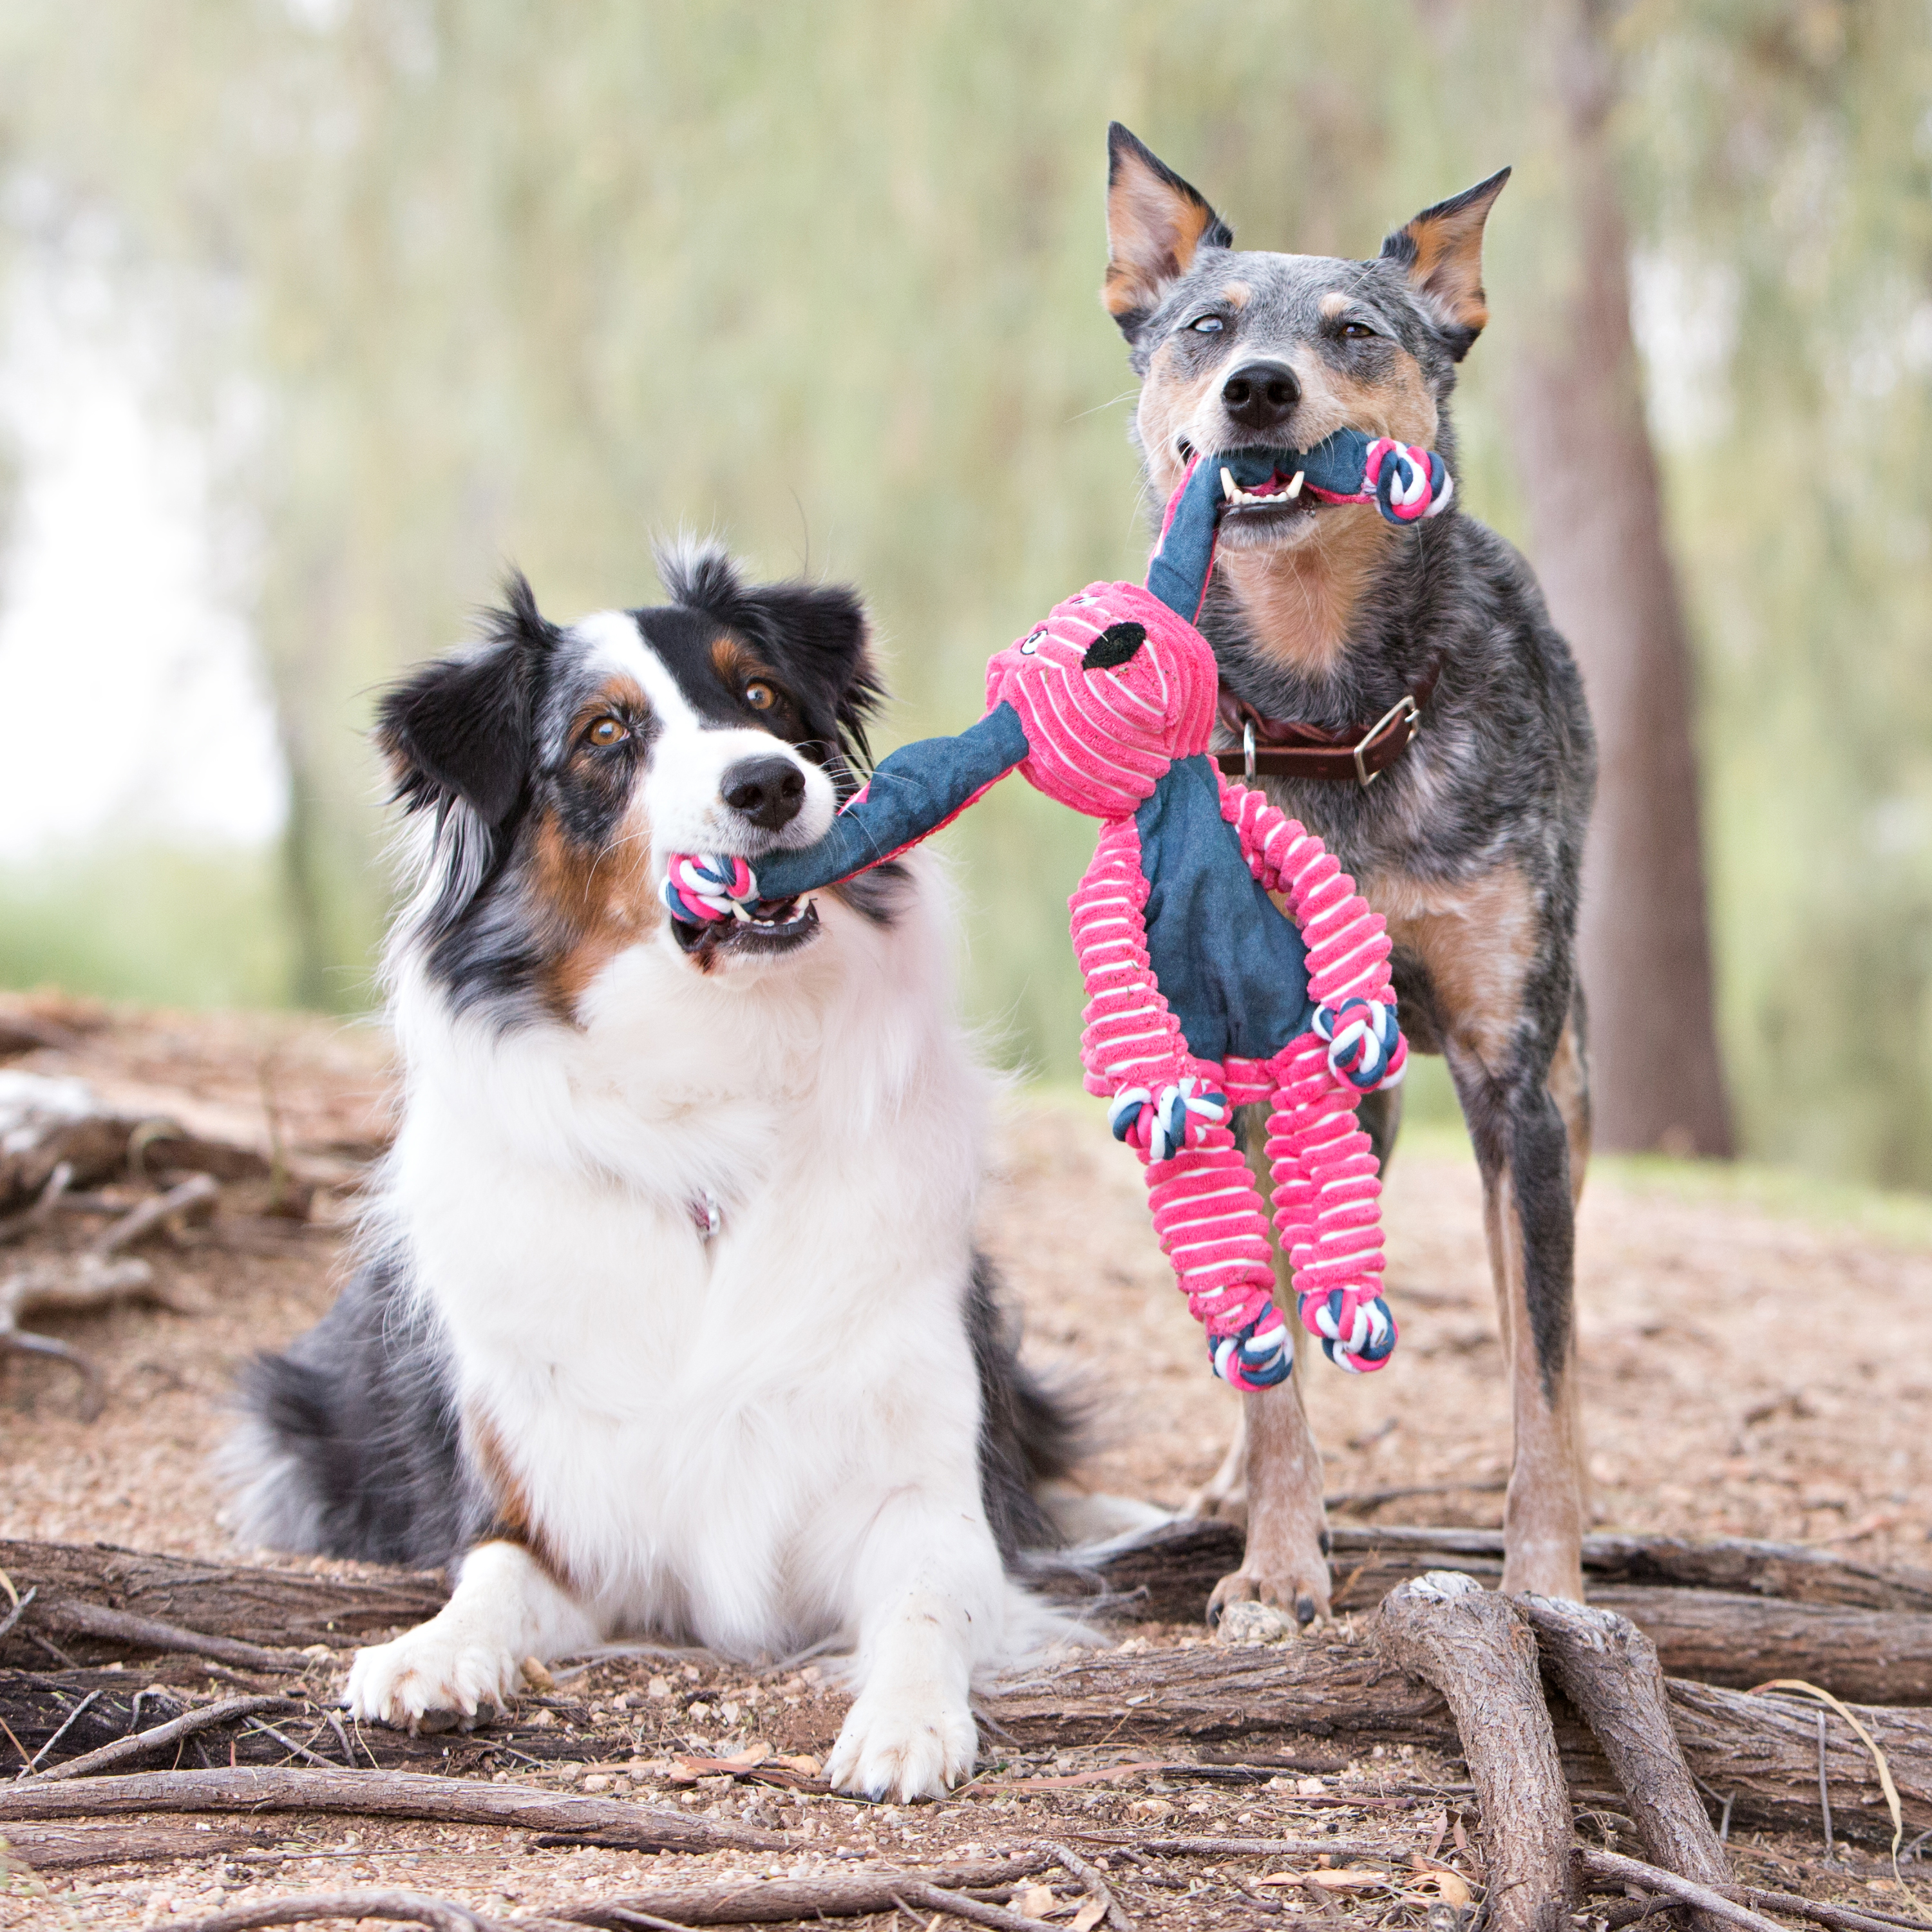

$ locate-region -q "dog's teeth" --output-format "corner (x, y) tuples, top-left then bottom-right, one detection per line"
(1221, 466), (1238, 504)
(1287, 471), (1305, 499)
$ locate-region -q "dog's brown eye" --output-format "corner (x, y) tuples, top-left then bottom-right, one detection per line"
(1342, 321), (1378, 339)
(587, 716), (626, 746)
(744, 682), (776, 711)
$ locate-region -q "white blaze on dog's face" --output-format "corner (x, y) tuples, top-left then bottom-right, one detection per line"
(375, 544), (888, 1018)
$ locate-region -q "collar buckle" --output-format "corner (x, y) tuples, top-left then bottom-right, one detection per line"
(1352, 694), (1421, 788)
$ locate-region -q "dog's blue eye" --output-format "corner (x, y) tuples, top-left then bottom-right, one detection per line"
(1189, 315), (1225, 334)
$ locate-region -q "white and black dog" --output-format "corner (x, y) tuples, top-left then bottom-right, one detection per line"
(229, 544), (1081, 1801)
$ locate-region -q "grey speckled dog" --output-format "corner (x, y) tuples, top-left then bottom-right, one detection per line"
(1101, 124), (1597, 1616)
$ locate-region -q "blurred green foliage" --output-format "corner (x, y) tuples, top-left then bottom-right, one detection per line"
(0, 1), (1927, 1181)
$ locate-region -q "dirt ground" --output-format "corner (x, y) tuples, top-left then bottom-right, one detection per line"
(4, 998), (1931, 1928)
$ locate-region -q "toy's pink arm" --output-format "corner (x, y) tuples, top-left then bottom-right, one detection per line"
(1071, 820), (1188, 1099)
(1217, 775), (1396, 1005)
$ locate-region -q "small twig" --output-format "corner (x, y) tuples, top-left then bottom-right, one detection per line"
(91, 1171), (218, 1258)
(243, 1718), (340, 1770)
(1324, 1476), (1508, 1513)
(1041, 1839), (1135, 1932)
(15, 1694), (293, 1785)
(0, 1585), (37, 1645)
(0, 1162), (73, 1247)
(1577, 1849), (1785, 1932)
(889, 1885), (1047, 1932)
(174, 1893), (517, 1932)
(22, 1687), (106, 1773)
(1077, 1834), (1404, 1860)
(1820, 1707), (1838, 1862)
(1741, 1886), (1932, 1932)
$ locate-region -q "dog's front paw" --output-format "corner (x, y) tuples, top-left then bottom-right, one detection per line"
(343, 1625), (522, 1732)
(1207, 1550), (1331, 1638)
(826, 1681), (976, 1801)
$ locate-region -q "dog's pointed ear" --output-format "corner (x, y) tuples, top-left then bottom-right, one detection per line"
(377, 573), (556, 826)
(1380, 167), (1510, 361)
(1103, 123), (1232, 341)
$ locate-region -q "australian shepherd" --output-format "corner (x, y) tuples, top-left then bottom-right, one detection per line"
(229, 545), (1079, 1801)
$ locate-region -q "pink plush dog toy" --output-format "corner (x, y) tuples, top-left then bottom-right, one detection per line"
(664, 439), (1432, 1390)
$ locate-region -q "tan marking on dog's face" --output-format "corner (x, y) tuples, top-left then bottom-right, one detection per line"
(1314, 345), (1439, 448)
(526, 674), (661, 1019)
(1222, 280), (1251, 308)
(1318, 291), (1350, 319)
(531, 802), (660, 1018)
(470, 1409), (574, 1591)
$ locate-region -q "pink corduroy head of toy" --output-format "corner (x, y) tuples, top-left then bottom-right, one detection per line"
(983, 581), (1220, 819)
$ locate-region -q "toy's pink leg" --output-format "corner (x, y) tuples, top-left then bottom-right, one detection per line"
(1144, 1119), (1289, 1392)
(1267, 1036), (1396, 1372)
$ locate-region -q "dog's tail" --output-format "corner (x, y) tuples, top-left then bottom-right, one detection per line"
(222, 1247), (473, 1571)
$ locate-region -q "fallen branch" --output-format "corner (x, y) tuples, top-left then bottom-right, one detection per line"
(1518, 1592), (1732, 1931)
(0, 1764), (784, 1852)
(175, 1894), (516, 1932)
(19, 1693), (294, 1783)
(1376, 1572), (1572, 1931)
(1736, 1884), (1932, 1932)
(985, 1615), (1932, 1841)
(1032, 1519), (1932, 1625)
(557, 1857), (1067, 1931)
(33, 1598), (310, 1673)
(0, 1162), (72, 1248)
(0, 1539), (446, 1657)
(91, 1171), (219, 1256)
(1578, 1848), (1785, 1932)
(0, 1255), (158, 1417)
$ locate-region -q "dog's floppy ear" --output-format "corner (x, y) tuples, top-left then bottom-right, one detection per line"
(1103, 123), (1233, 341)
(1380, 167), (1511, 361)
(377, 573), (556, 826)
(742, 580), (884, 768)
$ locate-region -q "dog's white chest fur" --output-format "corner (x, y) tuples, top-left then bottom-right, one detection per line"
(384, 872), (992, 1660)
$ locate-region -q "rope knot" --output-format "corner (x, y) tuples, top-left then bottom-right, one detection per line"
(1312, 997), (1406, 1092)
(661, 853), (757, 925)
(1109, 1077), (1228, 1163)
(1302, 1287), (1398, 1373)
(1208, 1302), (1293, 1391)
(1363, 439), (1453, 526)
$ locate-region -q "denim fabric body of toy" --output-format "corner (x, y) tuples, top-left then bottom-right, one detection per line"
(663, 434), (1446, 1390)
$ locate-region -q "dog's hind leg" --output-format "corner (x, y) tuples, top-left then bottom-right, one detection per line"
(1450, 1009), (1589, 1604)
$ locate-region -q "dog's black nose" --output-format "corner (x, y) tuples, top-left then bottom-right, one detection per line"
(721, 755), (806, 830)
(1220, 360), (1301, 435)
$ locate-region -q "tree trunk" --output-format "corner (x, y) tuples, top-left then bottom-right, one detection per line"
(1506, 0), (1733, 1157)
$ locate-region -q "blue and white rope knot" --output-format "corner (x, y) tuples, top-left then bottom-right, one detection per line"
(1208, 1303), (1293, 1389)
(1109, 1076), (1229, 1163)
(660, 853), (759, 925)
(1366, 439), (1454, 526)
(1313, 997), (1404, 1092)
(1311, 1289), (1397, 1372)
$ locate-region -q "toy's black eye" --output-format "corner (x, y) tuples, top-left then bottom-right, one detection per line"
(587, 715), (626, 746)
(744, 681), (776, 711)
(1083, 622), (1146, 671)
(1189, 314), (1225, 334)
(1341, 320), (1378, 340)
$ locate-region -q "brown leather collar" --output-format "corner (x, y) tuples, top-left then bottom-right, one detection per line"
(1214, 651), (1444, 786)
